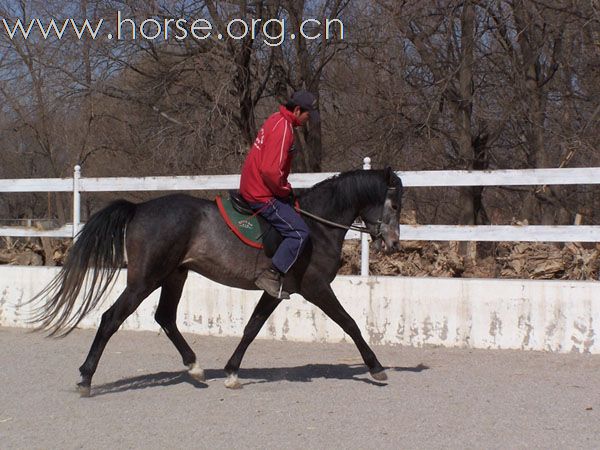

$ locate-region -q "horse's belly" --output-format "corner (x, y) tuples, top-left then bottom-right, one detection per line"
(182, 258), (259, 290)
(180, 232), (269, 290)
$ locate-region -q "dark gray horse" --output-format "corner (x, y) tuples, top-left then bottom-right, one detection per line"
(31, 167), (403, 396)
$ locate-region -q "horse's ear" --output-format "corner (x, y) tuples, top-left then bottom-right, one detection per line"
(384, 166), (394, 185)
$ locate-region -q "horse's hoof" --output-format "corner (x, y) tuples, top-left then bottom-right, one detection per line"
(224, 374), (242, 389)
(188, 363), (205, 382)
(77, 383), (91, 398)
(371, 369), (388, 381)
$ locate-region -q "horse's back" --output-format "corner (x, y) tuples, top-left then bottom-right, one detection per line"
(140, 193), (210, 212)
(132, 194), (212, 226)
(123, 195), (214, 269)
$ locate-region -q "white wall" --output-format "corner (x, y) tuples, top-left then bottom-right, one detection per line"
(1, 266), (598, 353)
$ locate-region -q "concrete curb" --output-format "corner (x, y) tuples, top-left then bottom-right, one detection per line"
(1, 266), (598, 353)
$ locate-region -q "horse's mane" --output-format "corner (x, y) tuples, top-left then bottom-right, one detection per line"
(300, 169), (400, 213)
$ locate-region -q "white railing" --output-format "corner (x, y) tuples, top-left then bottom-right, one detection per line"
(2, 158), (600, 275)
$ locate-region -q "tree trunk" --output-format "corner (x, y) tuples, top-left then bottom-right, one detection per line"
(456, 0), (476, 227)
(286, 0), (323, 172)
(513, 1), (553, 224)
(233, 36), (256, 146)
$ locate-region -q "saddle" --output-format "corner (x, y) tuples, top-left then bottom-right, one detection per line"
(215, 191), (282, 257)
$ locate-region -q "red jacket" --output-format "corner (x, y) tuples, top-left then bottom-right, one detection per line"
(240, 106), (301, 203)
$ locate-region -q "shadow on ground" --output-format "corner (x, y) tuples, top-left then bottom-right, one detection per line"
(91, 371), (208, 396)
(91, 363), (429, 396)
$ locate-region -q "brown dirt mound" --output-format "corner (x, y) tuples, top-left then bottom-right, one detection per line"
(2, 235), (598, 280)
(339, 240), (599, 280)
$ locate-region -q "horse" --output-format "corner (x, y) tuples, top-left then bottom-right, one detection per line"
(30, 167), (403, 396)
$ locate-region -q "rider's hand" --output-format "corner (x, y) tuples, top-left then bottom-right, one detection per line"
(287, 188), (296, 206)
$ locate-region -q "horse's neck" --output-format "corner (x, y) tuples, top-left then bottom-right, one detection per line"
(301, 198), (359, 251)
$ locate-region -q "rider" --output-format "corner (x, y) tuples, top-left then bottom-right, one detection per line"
(239, 90), (319, 299)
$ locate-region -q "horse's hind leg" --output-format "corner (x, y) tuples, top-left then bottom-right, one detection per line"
(77, 283), (155, 397)
(305, 284), (387, 381)
(154, 269), (204, 381)
(223, 292), (281, 389)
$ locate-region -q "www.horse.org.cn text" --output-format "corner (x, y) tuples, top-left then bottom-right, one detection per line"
(1, 12), (345, 47)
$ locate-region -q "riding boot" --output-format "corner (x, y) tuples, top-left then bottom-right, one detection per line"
(255, 267), (290, 300)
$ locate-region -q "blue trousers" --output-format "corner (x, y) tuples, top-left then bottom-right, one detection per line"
(250, 198), (310, 274)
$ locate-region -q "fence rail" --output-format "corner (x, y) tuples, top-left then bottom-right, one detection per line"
(3, 167), (600, 193)
(0, 225), (73, 238)
(2, 225), (600, 243)
(2, 159), (600, 275)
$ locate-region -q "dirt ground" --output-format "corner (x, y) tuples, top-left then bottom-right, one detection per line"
(1, 326), (599, 449)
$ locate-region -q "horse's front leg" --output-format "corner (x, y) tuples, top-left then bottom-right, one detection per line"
(303, 284), (387, 381)
(223, 292), (281, 389)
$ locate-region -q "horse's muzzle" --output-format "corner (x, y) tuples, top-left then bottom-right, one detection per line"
(383, 239), (400, 254)
(375, 234), (400, 254)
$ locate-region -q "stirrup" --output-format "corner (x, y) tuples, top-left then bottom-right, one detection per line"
(255, 270), (290, 300)
(277, 283), (290, 300)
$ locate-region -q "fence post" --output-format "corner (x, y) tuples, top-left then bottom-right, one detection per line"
(73, 165), (81, 239)
(361, 157), (371, 276)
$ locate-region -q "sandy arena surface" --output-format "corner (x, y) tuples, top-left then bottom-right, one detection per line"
(1, 326), (599, 449)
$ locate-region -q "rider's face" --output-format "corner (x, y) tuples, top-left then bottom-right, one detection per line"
(294, 107), (311, 125)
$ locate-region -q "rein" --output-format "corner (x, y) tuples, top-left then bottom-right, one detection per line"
(295, 186), (398, 240)
(295, 206), (379, 237)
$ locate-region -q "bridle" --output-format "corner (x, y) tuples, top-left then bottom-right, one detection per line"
(295, 186), (398, 241)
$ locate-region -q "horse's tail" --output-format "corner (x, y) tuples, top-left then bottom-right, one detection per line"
(29, 199), (137, 337)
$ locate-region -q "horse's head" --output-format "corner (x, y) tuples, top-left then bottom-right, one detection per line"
(360, 166), (403, 254)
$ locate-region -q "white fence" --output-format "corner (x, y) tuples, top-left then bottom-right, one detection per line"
(2, 158), (600, 276)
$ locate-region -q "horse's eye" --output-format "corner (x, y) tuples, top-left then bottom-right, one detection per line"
(391, 205), (398, 211)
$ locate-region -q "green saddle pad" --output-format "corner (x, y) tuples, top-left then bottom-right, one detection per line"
(216, 195), (264, 248)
